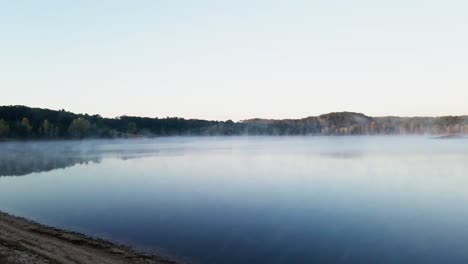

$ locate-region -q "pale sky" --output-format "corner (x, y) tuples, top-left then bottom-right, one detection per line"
(1, 0), (467, 120)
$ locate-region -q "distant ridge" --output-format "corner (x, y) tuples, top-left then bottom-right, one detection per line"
(0, 105), (467, 139)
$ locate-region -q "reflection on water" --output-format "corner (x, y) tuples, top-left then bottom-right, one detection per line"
(0, 141), (100, 177)
(0, 139), (170, 177)
(1, 137), (468, 264)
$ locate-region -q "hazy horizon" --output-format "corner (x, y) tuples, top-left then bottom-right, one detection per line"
(2, 1), (467, 120)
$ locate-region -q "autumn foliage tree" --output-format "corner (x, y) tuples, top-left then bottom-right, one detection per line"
(68, 118), (91, 138)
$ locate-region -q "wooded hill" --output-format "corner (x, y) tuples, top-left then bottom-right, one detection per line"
(0, 105), (467, 139)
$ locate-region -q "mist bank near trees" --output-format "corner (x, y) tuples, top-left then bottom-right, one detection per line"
(0, 105), (467, 139)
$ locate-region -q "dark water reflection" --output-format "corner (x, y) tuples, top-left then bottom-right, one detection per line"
(1, 137), (468, 264)
(0, 141), (100, 176)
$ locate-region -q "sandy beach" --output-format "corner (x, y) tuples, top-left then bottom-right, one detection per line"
(0, 211), (177, 264)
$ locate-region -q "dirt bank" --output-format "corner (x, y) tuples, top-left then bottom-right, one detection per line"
(0, 211), (177, 264)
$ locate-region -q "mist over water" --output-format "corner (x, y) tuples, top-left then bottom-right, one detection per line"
(1, 137), (468, 263)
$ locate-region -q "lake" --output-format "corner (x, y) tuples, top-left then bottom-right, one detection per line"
(1, 136), (468, 263)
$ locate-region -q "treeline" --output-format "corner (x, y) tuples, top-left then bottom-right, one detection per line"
(243, 113), (468, 135)
(0, 106), (221, 139)
(0, 106), (467, 139)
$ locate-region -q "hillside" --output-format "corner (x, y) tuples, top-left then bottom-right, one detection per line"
(0, 106), (467, 139)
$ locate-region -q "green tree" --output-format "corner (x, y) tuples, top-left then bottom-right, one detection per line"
(127, 122), (137, 134)
(20, 117), (33, 136)
(0, 119), (10, 138)
(41, 120), (50, 137)
(68, 118), (91, 138)
(22, 117), (32, 131)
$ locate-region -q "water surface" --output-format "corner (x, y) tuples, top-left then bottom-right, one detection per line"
(1, 137), (468, 263)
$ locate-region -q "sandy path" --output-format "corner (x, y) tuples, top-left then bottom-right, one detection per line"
(0, 211), (177, 264)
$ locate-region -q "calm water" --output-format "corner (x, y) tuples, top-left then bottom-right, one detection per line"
(1, 137), (468, 263)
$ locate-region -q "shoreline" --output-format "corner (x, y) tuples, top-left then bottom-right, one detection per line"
(0, 211), (178, 264)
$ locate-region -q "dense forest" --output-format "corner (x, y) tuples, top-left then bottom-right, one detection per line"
(0, 105), (467, 140)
